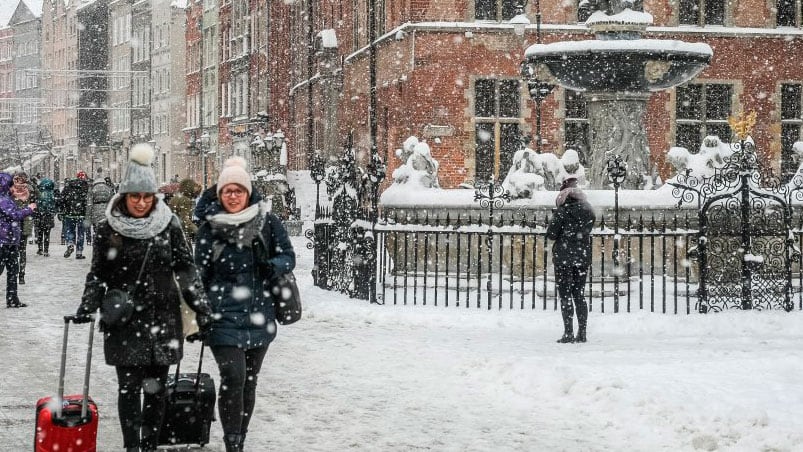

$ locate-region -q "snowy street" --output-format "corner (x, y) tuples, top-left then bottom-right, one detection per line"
(1, 227), (802, 451)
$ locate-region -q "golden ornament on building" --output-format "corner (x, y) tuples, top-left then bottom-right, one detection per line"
(727, 111), (757, 141)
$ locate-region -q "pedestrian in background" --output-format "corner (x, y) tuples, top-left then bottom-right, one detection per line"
(10, 172), (37, 285)
(85, 174), (115, 241)
(168, 178), (200, 246)
(546, 177), (596, 343)
(0, 173), (36, 308)
(194, 157), (295, 452)
(59, 171), (90, 259)
(74, 143), (212, 452)
(34, 177), (57, 257)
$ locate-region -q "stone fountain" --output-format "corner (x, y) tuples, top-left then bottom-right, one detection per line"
(524, 0), (712, 189)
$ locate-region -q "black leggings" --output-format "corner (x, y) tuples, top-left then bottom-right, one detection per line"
(556, 264), (589, 332)
(115, 365), (170, 448)
(210, 345), (269, 435)
(35, 225), (52, 253)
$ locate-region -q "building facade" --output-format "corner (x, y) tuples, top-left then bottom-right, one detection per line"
(279, 1), (803, 189)
(40, 0), (80, 180)
(9, 0), (45, 174)
(0, 26), (15, 169)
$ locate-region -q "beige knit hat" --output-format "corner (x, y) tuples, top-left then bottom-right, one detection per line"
(216, 157), (252, 197)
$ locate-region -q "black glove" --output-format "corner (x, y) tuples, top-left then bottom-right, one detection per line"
(72, 313), (93, 324)
(196, 313), (212, 331)
(186, 331), (207, 343)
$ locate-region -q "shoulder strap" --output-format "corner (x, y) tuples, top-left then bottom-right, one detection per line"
(133, 241), (154, 288)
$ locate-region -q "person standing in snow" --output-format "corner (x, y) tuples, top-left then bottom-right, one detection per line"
(34, 177), (57, 257)
(0, 172), (36, 307)
(73, 143), (213, 452)
(546, 177), (596, 343)
(194, 157), (295, 452)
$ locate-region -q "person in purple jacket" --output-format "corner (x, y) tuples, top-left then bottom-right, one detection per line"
(0, 172), (37, 307)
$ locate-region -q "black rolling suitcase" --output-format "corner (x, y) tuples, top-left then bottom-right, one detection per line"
(158, 345), (216, 447)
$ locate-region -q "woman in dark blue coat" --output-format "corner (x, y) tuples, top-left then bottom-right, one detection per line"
(194, 157), (295, 452)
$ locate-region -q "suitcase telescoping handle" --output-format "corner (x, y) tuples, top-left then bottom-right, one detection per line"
(58, 315), (96, 420)
(173, 344), (206, 394)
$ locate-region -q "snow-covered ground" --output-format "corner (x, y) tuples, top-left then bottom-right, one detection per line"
(1, 224), (802, 452)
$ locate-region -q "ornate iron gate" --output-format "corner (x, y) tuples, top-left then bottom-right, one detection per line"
(671, 133), (797, 312)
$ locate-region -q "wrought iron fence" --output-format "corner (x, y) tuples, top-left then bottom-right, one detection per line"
(374, 210), (701, 313)
(309, 204), (803, 313)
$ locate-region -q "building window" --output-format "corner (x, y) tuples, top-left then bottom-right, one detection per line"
(776, 0), (802, 26)
(781, 84), (802, 179)
(676, 83), (732, 152)
(475, 0), (519, 21)
(564, 90), (590, 164)
(474, 78), (521, 183)
(679, 0), (725, 25)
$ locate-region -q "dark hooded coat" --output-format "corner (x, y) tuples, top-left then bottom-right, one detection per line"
(195, 206), (295, 349)
(546, 190), (596, 268)
(76, 212), (213, 366)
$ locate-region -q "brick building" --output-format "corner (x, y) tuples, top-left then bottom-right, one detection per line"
(280, 1), (803, 189)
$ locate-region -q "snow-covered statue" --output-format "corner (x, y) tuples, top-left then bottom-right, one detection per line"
(556, 149), (588, 188)
(792, 141), (803, 176)
(502, 148), (546, 198)
(391, 136), (440, 188)
(502, 148), (589, 198)
(666, 135), (740, 181)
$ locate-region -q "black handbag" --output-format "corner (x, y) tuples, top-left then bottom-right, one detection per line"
(101, 242), (152, 328)
(272, 271), (302, 325)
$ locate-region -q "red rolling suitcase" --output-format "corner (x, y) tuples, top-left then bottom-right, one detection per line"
(34, 315), (99, 452)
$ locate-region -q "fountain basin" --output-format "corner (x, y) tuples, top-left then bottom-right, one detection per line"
(526, 40), (712, 92)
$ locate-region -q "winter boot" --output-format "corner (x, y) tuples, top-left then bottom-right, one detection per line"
(64, 245), (74, 258)
(7, 297), (27, 308)
(76, 253), (86, 260)
(557, 304), (574, 343)
(224, 433), (244, 452)
(574, 330), (587, 343)
(36, 248), (43, 255)
(556, 333), (574, 343)
(18, 273), (24, 285)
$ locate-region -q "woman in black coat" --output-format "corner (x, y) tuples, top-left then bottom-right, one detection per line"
(546, 178), (596, 343)
(194, 157), (295, 452)
(75, 144), (212, 452)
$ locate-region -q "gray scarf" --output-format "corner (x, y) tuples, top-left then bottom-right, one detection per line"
(208, 203), (265, 249)
(105, 193), (174, 239)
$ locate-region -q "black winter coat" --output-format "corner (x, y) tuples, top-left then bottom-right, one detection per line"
(60, 179), (89, 218)
(195, 208), (295, 349)
(77, 217), (212, 366)
(546, 197), (596, 268)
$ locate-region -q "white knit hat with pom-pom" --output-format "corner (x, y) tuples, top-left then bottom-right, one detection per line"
(216, 156), (252, 197)
(119, 143), (158, 194)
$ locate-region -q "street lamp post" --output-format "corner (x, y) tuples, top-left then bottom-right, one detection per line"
(200, 131), (211, 189)
(515, 0), (555, 155)
(606, 153), (627, 313)
(89, 142), (97, 176)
